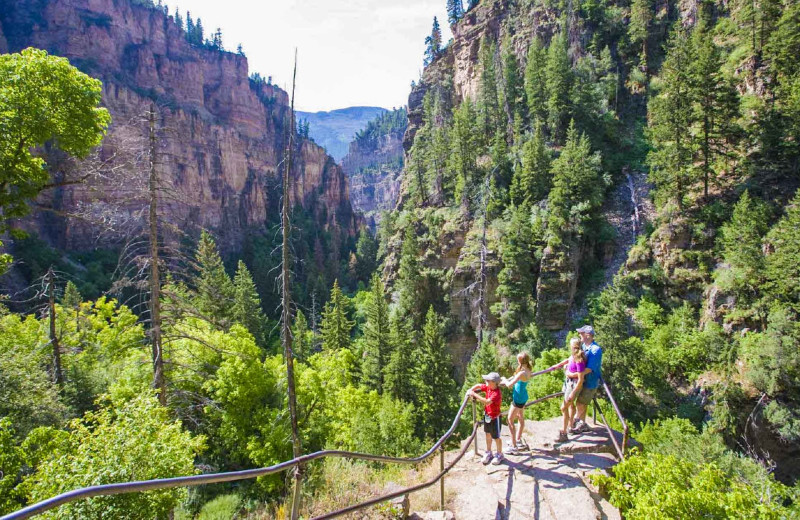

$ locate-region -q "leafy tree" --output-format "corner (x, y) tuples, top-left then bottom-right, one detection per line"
(524, 38), (548, 128)
(447, 0), (464, 26)
(647, 27), (695, 209)
(510, 123), (551, 206)
(361, 274), (392, 393)
(194, 231), (235, 323)
(396, 224), (426, 329)
(424, 17), (443, 65)
(355, 228), (378, 284)
(321, 280), (354, 351)
(628, 0), (652, 68)
(0, 49), (110, 227)
(232, 260), (266, 345)
(494, 206), (535, 340)
(414, 307), (457, 439)
(384, 314), (417, 404)
(545, 32), (573, 143)
(27, 395), (204, 520)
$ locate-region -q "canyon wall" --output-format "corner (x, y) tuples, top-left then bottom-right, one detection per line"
(0, 0), (358, 252)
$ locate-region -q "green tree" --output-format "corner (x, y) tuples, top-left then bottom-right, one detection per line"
(461, 340), (500, 395)
(354, 228), (378, 285)
(547, 121), (604, 240)
(0, 49), (110, 226)
(232, 260), (266, 345)
(61, 280), (82, 309)
(27, 395), (204, 520)
(361, 274), (392, 393)
(321, 280), (354, 351)
(478, 36), (501, 140)
(629, 0), (652, 69)
(384, 314), (417, 404)
(194, 231), (235, 323)
(494, 206), (535, 340)
(524, 38), (548, 128)
(450, 100), (480, 211)
(424, 17), (443, 65)
(647, 27), (695, 209)
(545, 32), (573, 143)
(488, 129), (512, 217)
(396, 224), (426, 329)
(414, 306), (457, 439)
(765, 190), (800, 311)
(292, 310), (313, 361)
(500, 40), (525, 137)
(447, 0), (463, 26)
(510, 123), (551, 206)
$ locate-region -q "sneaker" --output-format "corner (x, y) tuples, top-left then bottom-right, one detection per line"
(481, 452), (493, 465)
(570, 420), (588, 434)
(491, 453), (504, 465)
(506, 445), (518, 455)
(518, 438), (529, 450)
(554, 431), (569, 443)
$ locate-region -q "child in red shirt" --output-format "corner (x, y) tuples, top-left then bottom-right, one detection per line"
(467, 372), (504, 465)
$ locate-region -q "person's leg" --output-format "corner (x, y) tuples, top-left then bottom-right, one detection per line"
(577, 402), (588, 423)
(507, 407), (517, 447)
(561, 400), (569, 433)
(516, 407), (526, 444)
(485, 432), (493, 453)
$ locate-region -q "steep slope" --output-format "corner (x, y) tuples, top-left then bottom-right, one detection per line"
(341, 108), (407, 229)
(297, 106), (388, 161)
(0, 0), (359, 253)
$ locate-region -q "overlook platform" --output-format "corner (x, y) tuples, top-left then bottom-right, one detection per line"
(413, 416), (629, 520)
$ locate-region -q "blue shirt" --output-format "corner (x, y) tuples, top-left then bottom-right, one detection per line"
(582, 342), (602, 389)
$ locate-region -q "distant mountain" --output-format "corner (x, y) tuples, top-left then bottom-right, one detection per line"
(297, 106), (388, 162)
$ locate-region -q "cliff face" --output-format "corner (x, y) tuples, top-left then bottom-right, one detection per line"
(0, 0), (358, 251)
(341, 132), (403, 229)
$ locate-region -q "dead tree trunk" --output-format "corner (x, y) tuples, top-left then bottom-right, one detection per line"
(148, 103), (166, 406)
(282, 51), (303, 520)
(475, 175), (490, 351)
(47, 268), (64, 386)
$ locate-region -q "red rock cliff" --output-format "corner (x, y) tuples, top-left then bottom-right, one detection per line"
(0, 0), (358, 251)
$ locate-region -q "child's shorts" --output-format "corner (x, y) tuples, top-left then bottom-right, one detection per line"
(484, 415), (502, 439)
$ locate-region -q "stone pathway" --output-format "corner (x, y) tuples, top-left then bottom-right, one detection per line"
(417, 417), (626, 520)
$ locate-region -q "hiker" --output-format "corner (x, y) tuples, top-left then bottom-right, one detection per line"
(567, 324), (603, 434)
(555, 338), (586, 442)
(466, 372), (504, 465)
(500, 352), (532, 454)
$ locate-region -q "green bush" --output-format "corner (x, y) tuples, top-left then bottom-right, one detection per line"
(197, 494), (241, 520)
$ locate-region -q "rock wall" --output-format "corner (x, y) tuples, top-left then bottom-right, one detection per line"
(0, 0), (358, 252)
(341, 132), (403, 229)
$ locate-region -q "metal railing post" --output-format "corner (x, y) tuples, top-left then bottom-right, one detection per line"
(439, 447), (445, 510)
(471, 397), (479, 457)
(290, 467), (302, 520)
(592, 398), (598, 425)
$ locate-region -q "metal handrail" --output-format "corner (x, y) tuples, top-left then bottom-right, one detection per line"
(3, 361), (627, 520)
(591, 379), (629, 460)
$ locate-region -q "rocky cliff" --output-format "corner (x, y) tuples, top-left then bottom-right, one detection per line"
(0, 0), (358, 252)
(341, 126), (404, 229)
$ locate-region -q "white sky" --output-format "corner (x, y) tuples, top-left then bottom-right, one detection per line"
(175, 0), (453, 112)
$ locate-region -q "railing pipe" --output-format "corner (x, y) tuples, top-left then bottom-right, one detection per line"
(593, 400), (625, 460)
(439, 447), (445, 510)
(600, 380), (628, 455)
(471, 397), (478, 457)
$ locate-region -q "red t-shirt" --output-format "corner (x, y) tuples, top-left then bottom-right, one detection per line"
(479, 384), (502, 418)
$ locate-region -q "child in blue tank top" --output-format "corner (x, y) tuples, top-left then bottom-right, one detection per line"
(501, 352), (532, 455)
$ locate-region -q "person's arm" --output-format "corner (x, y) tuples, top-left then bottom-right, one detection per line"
(568, 371), (585, 402)
(466, 384), (488, 403)
(502, 372), (523, 388)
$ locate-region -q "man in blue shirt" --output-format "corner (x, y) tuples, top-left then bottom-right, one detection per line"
(569, 324), (602, 433)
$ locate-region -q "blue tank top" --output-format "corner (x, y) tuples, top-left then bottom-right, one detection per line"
(512, 378), (529, 404)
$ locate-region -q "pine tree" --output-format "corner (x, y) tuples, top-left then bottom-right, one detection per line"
(629, 0), (652, 70)
(501, 41), (524, 137)
(292, 310), (313, 361)
(494, 206), (535, 340)
(174, 8), (183, 32)
(396, 225), (426, 330)
(414, 306), (457, 438)
(478, 36), (501, 140)
(384, 313), (417, 403)
(545, 32), (572, 143)
(547, 121), (603, 239)
(690, 22), (740, 200)
(194, 18), (204, 45)
(185, 12), (194, 41)
(488, 129), (512, 217)
(525, 38), (548, 128)
(61, 280), (82, 309)
(450, 100), (479, 211)
(362, 274), (392, 393)
(461, 340), (500, 395)
(765, 189), (800, 311)
(424, 17), (443, 65)
(232, 260), (266, 345)
(194, 230), (235, 323)
(510, 122), (551, 206)
(646, 27), (695, 209)
(447, 0), (464, 26)
(355, 229), (378, 284)
(321, 280), (354, 351)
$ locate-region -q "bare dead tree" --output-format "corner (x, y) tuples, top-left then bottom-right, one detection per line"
(282, 49), (303, 520)
(148, 104), (167, 406)
(46, 267), (64, 387)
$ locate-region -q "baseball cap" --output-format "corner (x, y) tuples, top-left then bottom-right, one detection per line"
(482, 372), (501, 383)
(576, 325), (595, 334)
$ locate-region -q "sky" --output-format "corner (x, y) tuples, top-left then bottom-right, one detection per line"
(177, 0), (453, 112)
